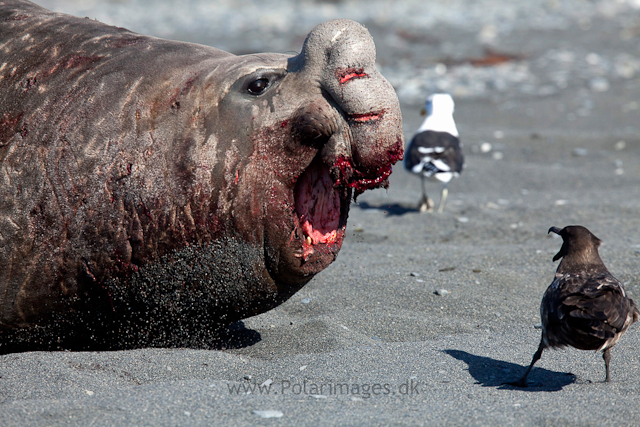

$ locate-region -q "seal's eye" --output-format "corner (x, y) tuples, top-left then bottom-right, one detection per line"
(247, 78), (269, 95)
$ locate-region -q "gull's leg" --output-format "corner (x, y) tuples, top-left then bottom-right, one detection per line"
(437, 186), (449, 213)
(419, 175), (433, 213)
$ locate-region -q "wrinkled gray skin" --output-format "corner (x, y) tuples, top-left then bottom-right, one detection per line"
(0, 1), (403, 349)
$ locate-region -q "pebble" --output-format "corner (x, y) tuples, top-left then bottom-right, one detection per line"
(457, 217), (470, 223)
(435, 63), (447, 75)
(410, 272), (420, 277)
(301, 298), (312, 304)
(252, 410), (284, 419)
(434, 289), (450, 296)
(571, 147), (589, 157)
(589, 77), (610, 92)
(478, 24), (497, 43)
(614, 159), (624, 175)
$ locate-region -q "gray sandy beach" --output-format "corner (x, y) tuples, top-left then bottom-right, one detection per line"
(2, 1), (640, 425)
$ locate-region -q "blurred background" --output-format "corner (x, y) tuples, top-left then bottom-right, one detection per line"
(35, 0), (640, 107)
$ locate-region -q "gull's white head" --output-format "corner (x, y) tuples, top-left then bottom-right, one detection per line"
(418, 93), (458, 136)
(425, 93), (455, 117)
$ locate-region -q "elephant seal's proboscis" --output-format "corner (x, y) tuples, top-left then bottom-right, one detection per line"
(0, 1), (403, 350)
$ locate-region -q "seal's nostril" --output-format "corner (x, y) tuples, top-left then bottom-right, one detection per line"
(292, 103), (335, 149)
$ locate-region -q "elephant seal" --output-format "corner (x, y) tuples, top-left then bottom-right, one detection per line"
(0, 1), (403, 350)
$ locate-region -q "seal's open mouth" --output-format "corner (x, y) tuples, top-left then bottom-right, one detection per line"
(289, 152), (395, 270)
(271, 105), (402, 282)
(295, 159), (341, 245)
(293, 157), (349, 263)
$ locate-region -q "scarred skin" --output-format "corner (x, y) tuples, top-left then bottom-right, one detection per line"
(0, 1), (403, 349)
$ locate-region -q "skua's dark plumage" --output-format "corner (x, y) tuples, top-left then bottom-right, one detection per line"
(510, 225), (639, 387)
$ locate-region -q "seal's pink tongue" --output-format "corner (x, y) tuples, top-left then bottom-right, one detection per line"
(294, 159), (341, 245)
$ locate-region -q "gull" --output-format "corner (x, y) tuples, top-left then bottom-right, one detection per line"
(404, 93), (463, 213)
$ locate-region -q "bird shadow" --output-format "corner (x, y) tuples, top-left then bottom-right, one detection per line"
(356, 201), (420, 216)
(443, 349), (576, 392)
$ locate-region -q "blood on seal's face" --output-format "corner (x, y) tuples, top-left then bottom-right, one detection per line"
(0, 3), (403, 347)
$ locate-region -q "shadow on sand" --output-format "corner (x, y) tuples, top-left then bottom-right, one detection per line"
(443, 349), (576, 392)
(210, 321), (262, 350)
(356, 201), (420, 216)
(0, 320), (261, 355)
